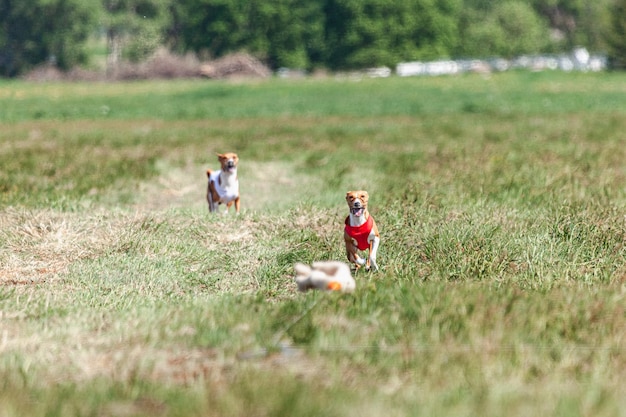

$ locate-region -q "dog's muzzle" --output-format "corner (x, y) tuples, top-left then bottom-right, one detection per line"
(350, 207), (364, 216)
(226, 160), (236, 172)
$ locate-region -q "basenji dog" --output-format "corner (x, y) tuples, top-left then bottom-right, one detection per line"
(294, 261), (356, 293)
(344, 190), (380, 271)
(206, 152), (240, 214)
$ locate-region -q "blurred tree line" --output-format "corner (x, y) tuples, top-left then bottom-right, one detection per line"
(1, 0), (625, 77)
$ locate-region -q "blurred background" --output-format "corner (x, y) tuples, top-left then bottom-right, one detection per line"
(1, 0), (625, 79)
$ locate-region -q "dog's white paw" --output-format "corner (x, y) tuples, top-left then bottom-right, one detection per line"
(369, 258), (378, 271)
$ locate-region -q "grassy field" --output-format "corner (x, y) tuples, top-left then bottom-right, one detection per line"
(1, 71), (626, 416)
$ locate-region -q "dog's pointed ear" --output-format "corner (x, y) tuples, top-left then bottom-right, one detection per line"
(294, 263), (312, 277)
(216, 153), (224, 160)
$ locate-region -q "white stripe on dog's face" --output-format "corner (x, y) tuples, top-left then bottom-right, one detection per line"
(346, 190), (369, 213)
(218, 152), (239, 172)
(225, 158), (236, 172)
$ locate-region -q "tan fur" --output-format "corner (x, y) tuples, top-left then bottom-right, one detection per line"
(343, 190), (380, 271)
(206, 152), (240, 213)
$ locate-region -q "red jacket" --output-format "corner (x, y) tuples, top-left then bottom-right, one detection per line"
(345, 215), (374, 250)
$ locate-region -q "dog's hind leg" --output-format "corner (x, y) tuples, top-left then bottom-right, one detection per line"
(206, 170), (218, 213)
(206, 170), (213, 211)
(207, 190), (215, 212)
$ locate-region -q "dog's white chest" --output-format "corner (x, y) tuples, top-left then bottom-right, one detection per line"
(210, 170), (239, 203)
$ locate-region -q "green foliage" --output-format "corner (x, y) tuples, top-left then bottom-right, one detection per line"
(303, 0), (463, 69)
(530, 0), (613, 52)
(171, 0), (325, 69)
(171, 0), (615, 70)
(245, 0), (326, 69)
(0, 0), (621, 76)
(170, 0), (248, 57)
(0, 0), (99, 76)
(607, 0), (626, 69)
(459, 1), (551, 58)
(102, 0), (172, 62)
(167, 0), (614, 69)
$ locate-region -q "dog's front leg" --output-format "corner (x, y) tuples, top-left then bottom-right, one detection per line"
(346, 247), (359, 270)
(345, 245), (363, 270)
(367, 236), (380, 271)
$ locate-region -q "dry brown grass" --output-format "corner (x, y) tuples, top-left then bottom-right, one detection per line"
(21, 50), (271, 82)
(0, 208), (124, 284)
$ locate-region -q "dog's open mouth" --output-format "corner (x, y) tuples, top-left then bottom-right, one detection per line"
(350, 207), (364, 216)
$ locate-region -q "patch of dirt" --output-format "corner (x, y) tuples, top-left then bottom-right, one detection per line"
(199, 53), (272, 79)
(22, 50), (272, 82)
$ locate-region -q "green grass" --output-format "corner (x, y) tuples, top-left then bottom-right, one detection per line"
(2, 71), (626, 122)
(1, 71), (626, 416)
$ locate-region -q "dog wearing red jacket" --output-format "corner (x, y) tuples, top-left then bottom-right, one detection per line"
(344, 190), (380, 271)
(206, 152), (240, 214)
